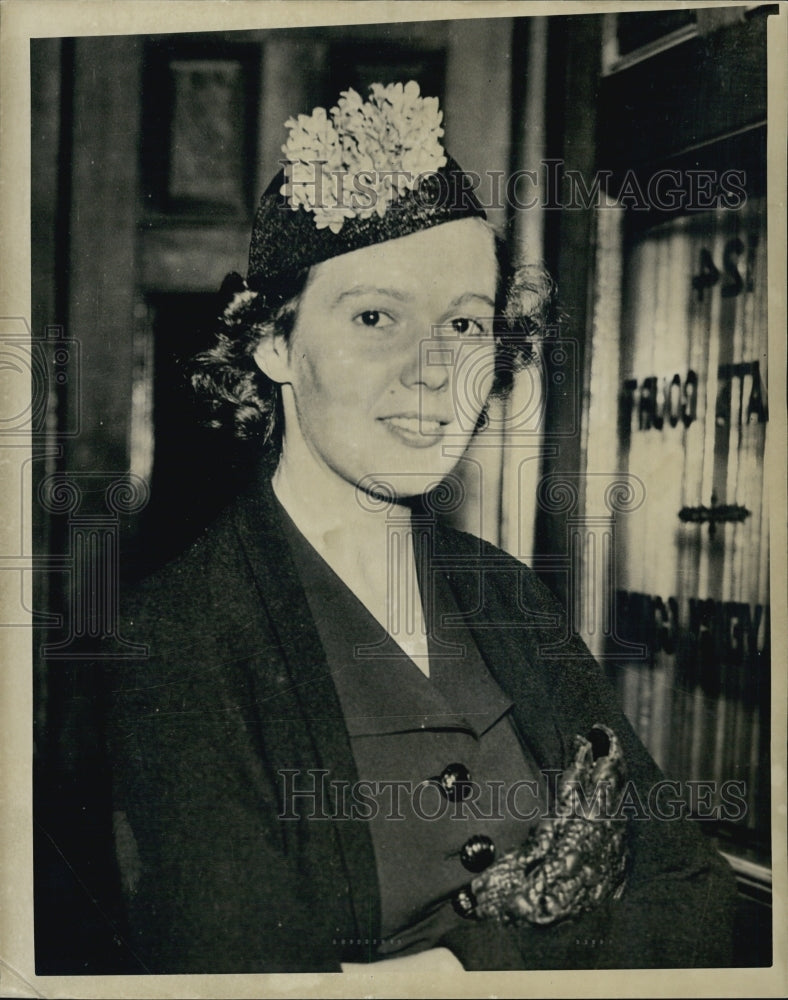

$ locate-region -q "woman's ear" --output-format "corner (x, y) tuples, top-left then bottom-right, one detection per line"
(252, 331), (291, 385)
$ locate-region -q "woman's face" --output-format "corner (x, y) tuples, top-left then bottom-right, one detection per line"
(256, 217), (498, 499)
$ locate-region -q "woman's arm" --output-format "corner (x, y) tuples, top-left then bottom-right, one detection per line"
(437, 539), (739, 970)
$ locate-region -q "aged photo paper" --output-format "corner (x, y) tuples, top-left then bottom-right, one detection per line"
(1, 1), (786, 997)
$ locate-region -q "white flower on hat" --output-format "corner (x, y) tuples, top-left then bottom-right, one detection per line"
(280, 81), (447, 234)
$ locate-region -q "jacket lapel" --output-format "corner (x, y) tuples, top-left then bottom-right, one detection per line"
(229, 476), (382, 953)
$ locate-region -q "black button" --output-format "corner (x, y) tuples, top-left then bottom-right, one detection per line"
(460, 834), (495, 873)
(437, 762), (472, 802)
(452, 885), (478, 919)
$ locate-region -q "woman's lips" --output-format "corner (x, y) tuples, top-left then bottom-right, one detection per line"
(379, 415), (449, 447)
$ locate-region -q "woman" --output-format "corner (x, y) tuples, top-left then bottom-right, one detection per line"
(107, 81), (736, 973)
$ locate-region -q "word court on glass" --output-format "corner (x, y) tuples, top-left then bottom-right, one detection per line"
(621, 361), (767, 433)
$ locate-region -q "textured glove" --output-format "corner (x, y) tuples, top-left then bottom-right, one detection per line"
(455, 724), (629, 926)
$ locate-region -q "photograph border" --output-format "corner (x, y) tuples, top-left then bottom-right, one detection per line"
(1, 1), (786, 997)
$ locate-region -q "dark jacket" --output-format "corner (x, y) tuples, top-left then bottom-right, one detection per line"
(107, 478), (737, 973)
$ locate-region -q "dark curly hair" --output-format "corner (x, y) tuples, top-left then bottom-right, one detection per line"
(189, 229), (556, 454)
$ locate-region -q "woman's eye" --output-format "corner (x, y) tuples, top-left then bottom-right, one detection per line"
(451, 317), (487, 337)
(354, 309), (394, 328)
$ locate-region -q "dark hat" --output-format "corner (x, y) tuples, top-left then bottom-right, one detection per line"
(247, 81), (486, 289)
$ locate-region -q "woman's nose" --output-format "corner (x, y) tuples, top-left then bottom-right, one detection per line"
(400, 329), (453, 392)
